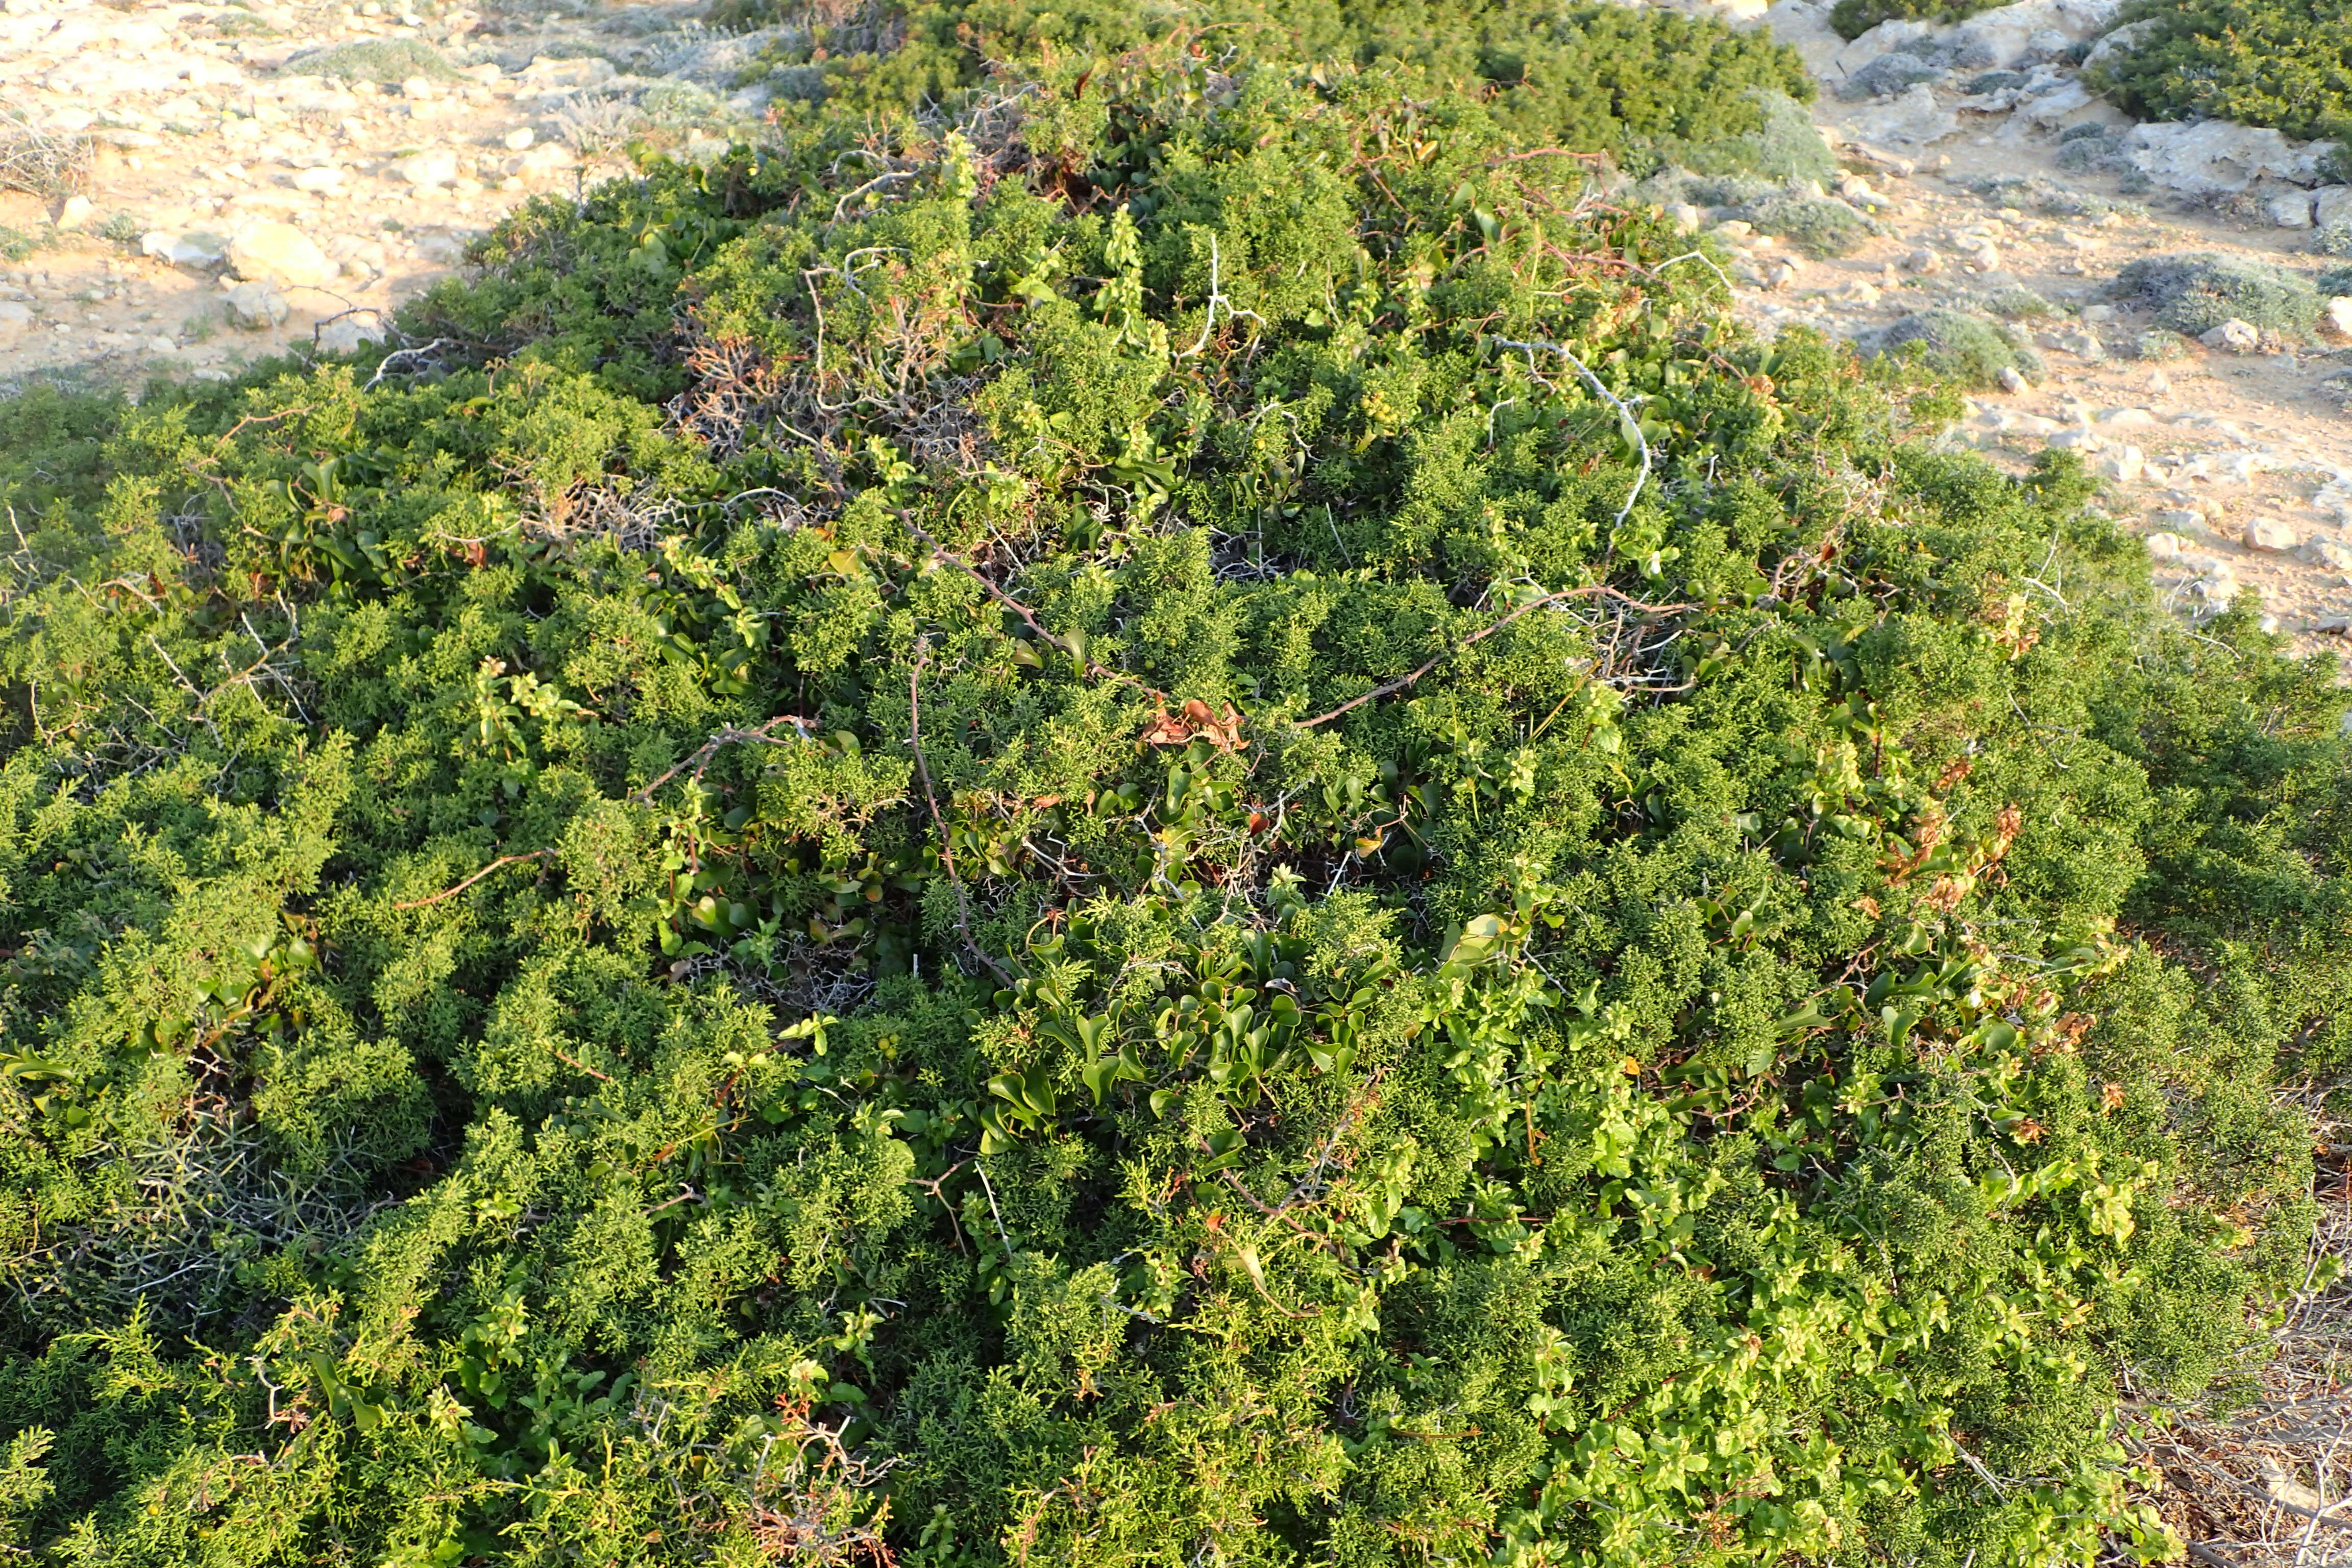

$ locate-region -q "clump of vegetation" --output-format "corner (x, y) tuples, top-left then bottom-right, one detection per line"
(1744, 191), (1878, 257)
(1835, 51), (1946, 101)
(278, 37), (460, 83)
(2135, 326), (2191, 359)
(0, 20), (2340, 1568)
(728, 0), (1816, 178)
(1829, 0), (2000, 41)
(1861, 308), (2045, 384)
(1986, 285), (2055, 320)
(0, 108), (89, 202)
(2113, 251), (2324, 336)
(2319, 262), (2352, 293)
(2090, 0), (2352, 150)
(2315, 221), (2352, 259)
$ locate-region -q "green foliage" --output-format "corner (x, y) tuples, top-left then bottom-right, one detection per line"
(2111, 252), (2324, 337)
(733, 0), (1815, 177)
(1829, 0), (2001, 42)
(0, 29), (2340, 1568)
(1860, 310), (2044, 387)
(2090, 0), (2352, 149)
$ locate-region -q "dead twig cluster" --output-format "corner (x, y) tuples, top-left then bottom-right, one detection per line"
(0, 106), (91, 200)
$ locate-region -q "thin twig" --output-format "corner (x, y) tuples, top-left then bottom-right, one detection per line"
(1296, 584), (1692, 729)
(910, 641), (1012, 985)
(394, 848), (554, 909)
(1488, 335), (1653, 525)
(631, 714), (813, 803)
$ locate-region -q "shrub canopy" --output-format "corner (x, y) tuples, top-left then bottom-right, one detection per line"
(0, 29), (2345, 1568)
(2091, 0), (2352, 152)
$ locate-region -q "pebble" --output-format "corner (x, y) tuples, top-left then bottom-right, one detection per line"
(1997, 365), (2029, 394)
(503, 127), (535, 152)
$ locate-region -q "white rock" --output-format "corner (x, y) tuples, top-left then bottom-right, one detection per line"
(228, 219), (336, 289)
(223, 279), (289, 329)
(53, 194), (92, 229)
(1902, 246), (1941, 274)
(1965, 239), (2000, 271)
(2245, 518), (2298, 552)
(2095, 407), (2153, 427)
(518, 143), (574, 176)
(399, 74), (438, 99)
(2201, 318), (2261, 353)
(2123, 120), (2332, 199)
(2020, 79), (2092, 127)
(1664, 202), (1704, 232)
(315, 314), (386, 353)
(1997, 365), (2030, 393)
(2098, 445), (2144, 482)
(1849, 83), (1958, 147)
(2144, 531), (2187, 560)
(2266, 189), (2315, 228)
(392, 149), (460, 188)
(503, 126), (534, 152)
(0, 300), (30, 339)
(141, 229), (229, 268)
(2048, 427), (2100, 451)
(2317, 187), (2352, 230)
(148, 334), (178, 355)
(2083, 17), (2157, 66)
(291, 165), (344, 191)
(2301, 540), (2352, 571)
(2324, 297), (2352, 340)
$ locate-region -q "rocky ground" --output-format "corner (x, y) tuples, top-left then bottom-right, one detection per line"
(0, 0), (768, 374)
(1739, 0), (2352, 669)
(2, 0), (2350, 670)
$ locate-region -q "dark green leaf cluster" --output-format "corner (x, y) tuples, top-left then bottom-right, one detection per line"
(2090, 0), (2352, 155)
(0, 34), (2343, 1568)
(722, 0), (1815, 180)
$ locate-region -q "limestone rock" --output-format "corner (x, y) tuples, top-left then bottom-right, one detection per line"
(2123, 120), (2332, 199)
(2200, 319), (2261, 353)
(1848, 83), (1958, 148)
(2144, 531), (2187, 560)
(142, 230), (230, 269)
(292, 165), (345, 192)
(2244, 518), (2297, 552)
(391, 149), (460, 189)
(2098, 445), (2144, 482)
(2082, 17), (2157, 66)
(2316, 187), (2352, 230)
(228, 220), (336, 289)
(2324, 297), (2352, 339)
(2266, 188), (2315, 228)
(1902, 246), (1942, 274)
(503, 127), (534, 151)
(223, 279), (289, 329)
(315, 313), (387, 354)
